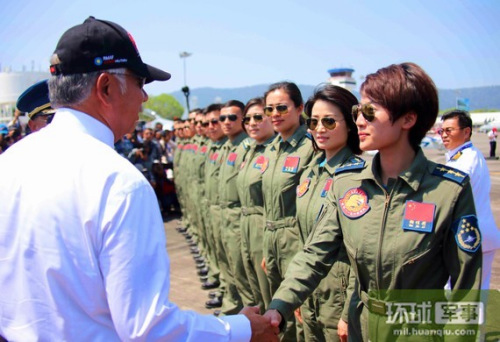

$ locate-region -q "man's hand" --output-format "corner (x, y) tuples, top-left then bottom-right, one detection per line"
(294, 307), (303, 324)
(240, 306), (280, 342)
(337, 318), (348, 342)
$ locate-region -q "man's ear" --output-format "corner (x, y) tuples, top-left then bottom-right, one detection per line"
(402, 112), (417, 130)
(95, 73), (113, 107)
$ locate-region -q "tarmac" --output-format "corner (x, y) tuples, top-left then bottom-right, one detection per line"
(162, 131), (500, 315)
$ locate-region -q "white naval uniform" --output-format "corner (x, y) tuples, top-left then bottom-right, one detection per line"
(0, 108), (250, 341)
(446, 141), (500, 289)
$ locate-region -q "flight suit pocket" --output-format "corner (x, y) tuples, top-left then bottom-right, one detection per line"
(399, 243), (441, 288)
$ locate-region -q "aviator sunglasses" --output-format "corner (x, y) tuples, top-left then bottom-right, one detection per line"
(243, 114), (264, 125)
(201, 121), (210, 127)
(306, 117), (339, 130)
(264, 105), (289, 116)
(219, 114), (239, 122)
(352, 103), (376, 122)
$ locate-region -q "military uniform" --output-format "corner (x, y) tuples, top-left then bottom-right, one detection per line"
(236, 135), (276, 312)
(261, 124), (316, 341)
(218, 132), (255, 307)
(295, 147), (359, 342)
(269, 149), (482, 341)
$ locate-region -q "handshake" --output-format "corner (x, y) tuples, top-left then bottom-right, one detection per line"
(239, 307), (283, 342)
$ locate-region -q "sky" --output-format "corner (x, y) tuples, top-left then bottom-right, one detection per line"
(1, 0), (499, 96)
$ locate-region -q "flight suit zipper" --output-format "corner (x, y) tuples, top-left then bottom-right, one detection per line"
(375, 184), (394, 294)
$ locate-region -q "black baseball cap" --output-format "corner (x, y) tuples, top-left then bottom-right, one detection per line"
(50, 16), (171, 83)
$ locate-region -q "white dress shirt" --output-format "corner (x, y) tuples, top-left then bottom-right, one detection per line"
(446, 141), (500, 251)
(0, 108), (250, 341)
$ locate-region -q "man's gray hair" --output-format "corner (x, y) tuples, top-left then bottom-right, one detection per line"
(48, 62), (127, 108)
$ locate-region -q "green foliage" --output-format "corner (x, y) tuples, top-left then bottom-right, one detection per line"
(143, 94), (184, 120)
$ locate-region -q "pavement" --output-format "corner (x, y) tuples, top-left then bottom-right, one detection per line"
(163, 131), (500, 315)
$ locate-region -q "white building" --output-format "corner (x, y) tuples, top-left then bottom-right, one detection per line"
(327, 68), (356, 92)
(0, 70), (50, 124)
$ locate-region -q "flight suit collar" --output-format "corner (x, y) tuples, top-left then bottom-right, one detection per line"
(359, 148), (428, 192)
(310, 146), (353, 177)
(276, 124), (308, 148)
(213, 136), (228, 148)
(228, 131), (248, 147)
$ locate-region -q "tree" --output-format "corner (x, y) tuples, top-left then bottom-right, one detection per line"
(143, 94), (184, 120)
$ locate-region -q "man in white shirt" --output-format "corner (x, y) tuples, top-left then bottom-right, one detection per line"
(440, 110), (500, 289)
(0, 16), (278, 342)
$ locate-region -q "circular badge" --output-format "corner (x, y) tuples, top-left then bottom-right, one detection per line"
(339, 187), (370, 219)
(94, 57), (103, 66)
(296, 178), (311, 198)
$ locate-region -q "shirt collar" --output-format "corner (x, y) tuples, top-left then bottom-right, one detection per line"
(275, 124), (308, 148)
(50, 108), (114, 148)
(445, 141), (473, 162)
(358, 148), (428, 192)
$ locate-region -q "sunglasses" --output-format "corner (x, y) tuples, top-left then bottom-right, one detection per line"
(208, 119), (219, 126)
(437, 127), (463, 135)
(201, 122), (209, 127)
(306, 117), (338, 130)
(264, 105), (289, 116)
(243, 114), (264, 125)
(219, 114), (238, 122)
(352, 103), (376, 122)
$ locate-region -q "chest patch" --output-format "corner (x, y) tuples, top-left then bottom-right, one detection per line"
(253, 155), (269, 173)
(339, 187), (370, 219)
(454, 215), (481, 253)
(209, 152), (219, 164)
(296, 178), (311, 198)
(200, 145), (208, 155)
(227, 152), (238, 166)
(401, 201), (435, 233)
(282, 156), (300, 174)
(320, 178), (333, 198)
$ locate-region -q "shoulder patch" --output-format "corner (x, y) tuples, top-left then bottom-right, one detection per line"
(453, 215), (481, 253)
(432, 164), (468, 185)
(335, 156), (366, 175)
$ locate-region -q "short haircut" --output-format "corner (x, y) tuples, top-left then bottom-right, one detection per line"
(204, 103), (222, 114)
(360, 62), (438, 151)
(222, 100), (245, 113)
(304, 84), (361, 154)
(441, 109), (473, 137)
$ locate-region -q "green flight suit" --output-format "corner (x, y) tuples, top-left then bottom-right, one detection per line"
(218, 132), (255, 308)
(269, 149), (482, 342)
(204, 137), (227, 289)
(180, 137), (198, 239)
(236, 135), (276, 312)
(173, 138), (190, 229)
(295, 147), (357, 342)
(261, 124), (316, 341)
(189, 135), (210, 254)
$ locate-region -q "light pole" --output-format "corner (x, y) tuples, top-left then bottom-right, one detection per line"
(179, 51), (192, 113)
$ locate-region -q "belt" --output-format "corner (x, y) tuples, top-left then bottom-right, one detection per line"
(265, 217), (297, 231)
(360, 290), (388, 316)
(241, 206), (263, 216)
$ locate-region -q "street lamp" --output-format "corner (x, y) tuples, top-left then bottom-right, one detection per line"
(179, 51), (192, 113)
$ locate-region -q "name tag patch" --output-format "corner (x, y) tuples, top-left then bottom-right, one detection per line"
(227, 152), (237, 166)
(209, 152), (219, 164)
(402, 201), (435, 233)
(339, 187), (370, 219)
(283, 156), (300, 174)
(320, 178), (333, 198)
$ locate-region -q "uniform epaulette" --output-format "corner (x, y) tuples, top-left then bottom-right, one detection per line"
(335, 156), (366, 175)
(432, 164), (469, 185)
(242, 137), (252, 150)
(305, 132), (312, 140)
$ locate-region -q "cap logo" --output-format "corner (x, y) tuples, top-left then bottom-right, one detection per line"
(94, 57), (103, 66)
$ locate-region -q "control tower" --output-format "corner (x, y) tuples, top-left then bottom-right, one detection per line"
(327, 68), (356, 92)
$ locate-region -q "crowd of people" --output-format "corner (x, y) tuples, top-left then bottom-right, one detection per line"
(171, 63), (497, 341)
(0, 15), (498, 342)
